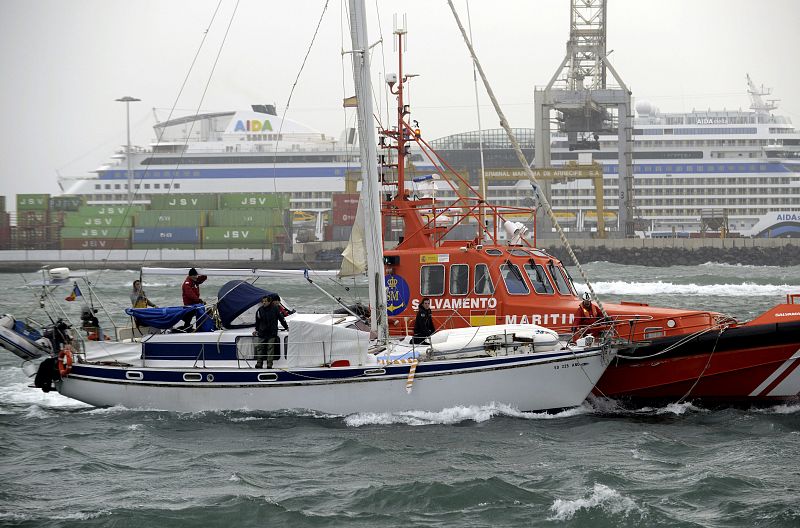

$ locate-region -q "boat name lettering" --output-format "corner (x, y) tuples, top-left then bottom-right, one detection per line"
(695, 118), (728, 124)
(776, 213), (800, 221)
(504, 313), (575, 326)
(411, 297), (497, 311)
(774, 312), (800, 317)
(234, 120), (273, 133)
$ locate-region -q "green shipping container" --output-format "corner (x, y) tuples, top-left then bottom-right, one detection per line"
(149, 194), (218, 210)
(131, 243), (198, 250)
(63, 214), (133, 228)
(77, 205), (145, 217)
(17, 194), (50, 211)
(49, 196), (83, 211)
(135, 210), (207, 227)
(0, 196), (6, 213)
(219, 193), (289, 210)
(207, 209), (284, 227)
(202, 226), (274, 246)
(61, 227), (131, 239)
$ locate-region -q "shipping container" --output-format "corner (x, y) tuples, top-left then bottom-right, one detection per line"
(134, 210), (207, 228)
(332, 225), (353, 241)
(61, 238), (131, 250)
(16, 210), (49, 227)
(131, 243), (198, 250)
(0, 225), (10, 249)
(49, 196), (83, 211)
(0, 196), (6, 213)
(332, 209), (358, 226)
(63, 214), (133, 228)
(202, 226), (274, 247)
(48, 211), (68, 226)
(132, 227), (200, 244)
(219, 193), (289, 210)
(16, 194), (50, 211)
(77, 205), (144, 217)
(0, 212), (10, 227)
(61, 227), (132, 239)
(149, 194), (218, 210)
(332, 193), (359, 211)
(207, 209), (284, 227)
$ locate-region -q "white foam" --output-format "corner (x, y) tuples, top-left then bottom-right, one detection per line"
(549, 483), (642, 521)
(0, 373), (89, 412)
(344, 402), (590, 427)
(756, 403), (800, 415)
(582, 281), (794, 297)
(655, 401), (703, 415)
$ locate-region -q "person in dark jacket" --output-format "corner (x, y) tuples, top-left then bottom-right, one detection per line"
(253, 294), (289, 369)
(412, 298), (436, 344)
(179, 267), (208, 331)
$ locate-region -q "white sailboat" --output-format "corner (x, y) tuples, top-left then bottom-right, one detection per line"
(1, 0), (614, 414)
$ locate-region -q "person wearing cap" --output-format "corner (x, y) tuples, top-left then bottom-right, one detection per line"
(574, 292), (601, 330)
(253, 293), (289, 369)
(179, 267), (208, 331)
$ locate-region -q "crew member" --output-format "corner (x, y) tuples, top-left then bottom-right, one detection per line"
(574, 292), (601, 330)
(412, 298), (436, 345)
(253, 294), (289, 369)
(179, 267), (207, 331)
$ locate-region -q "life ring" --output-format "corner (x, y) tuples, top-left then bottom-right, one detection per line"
(58, 345), (73, 377)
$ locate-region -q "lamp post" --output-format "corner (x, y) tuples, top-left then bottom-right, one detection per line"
(115, 96), (141, 204)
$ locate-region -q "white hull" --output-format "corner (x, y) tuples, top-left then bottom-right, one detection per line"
(59, 351), (607, 414)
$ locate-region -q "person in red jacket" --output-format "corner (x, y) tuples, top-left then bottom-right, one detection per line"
(573, 292), (601, 332)
(179, 267), (208, 331)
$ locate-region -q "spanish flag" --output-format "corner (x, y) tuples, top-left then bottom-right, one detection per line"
(65, 283), (82, 302)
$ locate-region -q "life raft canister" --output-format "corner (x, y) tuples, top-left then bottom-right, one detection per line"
(58, 345), (73, 377)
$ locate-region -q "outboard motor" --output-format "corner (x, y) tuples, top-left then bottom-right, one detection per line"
(35, 319), (73, 392)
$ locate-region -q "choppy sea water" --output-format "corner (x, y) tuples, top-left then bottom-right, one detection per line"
(1, 263), (799, 527)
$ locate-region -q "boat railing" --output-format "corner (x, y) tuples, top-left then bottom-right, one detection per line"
(570, 311), (723, 344)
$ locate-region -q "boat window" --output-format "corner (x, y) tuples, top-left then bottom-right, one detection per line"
(560, 266), (578, 296)
(500, 264), (530, 295)
(523, 263), (555, 294)
(529, 249), (549, 258)
(420, 265), (445, 296)
(474, 264), (494, 295)
(547, 261), (571, 295)
(509, 249), (529, 257)
(449, 264), (469, 296)
(485, 249), (503, 256)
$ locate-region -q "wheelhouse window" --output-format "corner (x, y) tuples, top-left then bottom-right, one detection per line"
(474, 263), (494, 295)
(485, 249), (503, 256)
(524, 263), (554, 294)
(420, 265), (445, 296)
(500, 263), (530, 295)
(548, 261), (571, 295)
(509, 249), (529, 257)
(449, 264), (469, 296)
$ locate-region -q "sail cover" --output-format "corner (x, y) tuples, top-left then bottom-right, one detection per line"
(125, 305), (204, 329)
(216, 280), (275, 328)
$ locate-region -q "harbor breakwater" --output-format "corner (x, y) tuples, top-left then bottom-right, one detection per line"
(0, 238), (797, 272)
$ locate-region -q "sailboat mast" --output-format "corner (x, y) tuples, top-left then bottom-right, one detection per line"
(348, 0), (388, 342)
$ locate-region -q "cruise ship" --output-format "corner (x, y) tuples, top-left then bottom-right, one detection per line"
(430, 76), (800, 237)
(61, 105), (363, 213)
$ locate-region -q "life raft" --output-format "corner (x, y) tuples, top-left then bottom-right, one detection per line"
(0, 314), (49, 360)
(58, 345), (74, 377)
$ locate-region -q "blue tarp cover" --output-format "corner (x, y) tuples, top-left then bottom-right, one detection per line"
(125, 305), (205, 329)
(216, 280), (274, 329)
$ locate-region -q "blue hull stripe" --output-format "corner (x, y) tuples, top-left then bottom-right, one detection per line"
(69, 349), (598, 386)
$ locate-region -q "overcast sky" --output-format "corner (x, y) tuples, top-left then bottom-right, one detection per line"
(1, 0), (798, 205)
